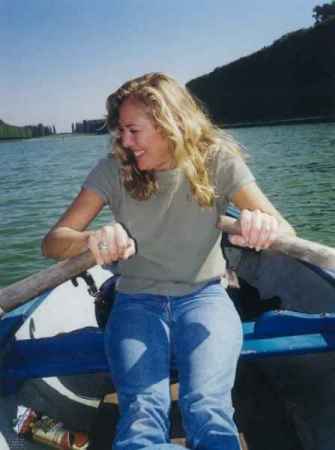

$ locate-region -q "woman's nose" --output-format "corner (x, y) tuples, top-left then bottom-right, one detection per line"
(121, 131), (133, 149)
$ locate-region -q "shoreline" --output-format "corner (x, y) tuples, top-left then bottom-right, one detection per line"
(0, 132), (73, 142)
(1, 116), (334, 142)
(224, 114), (335, 129)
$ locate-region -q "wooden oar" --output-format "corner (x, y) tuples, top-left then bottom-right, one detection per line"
(1, 218), (335, 317)
(217, 216), (335, 271)
(0, 251), (96, 317)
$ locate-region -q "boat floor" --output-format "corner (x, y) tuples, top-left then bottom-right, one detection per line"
(7, 351), (335, 450)
(234, 360), (303, 450)
(89, 360), (303, 450)
(0, 360), (303, 450)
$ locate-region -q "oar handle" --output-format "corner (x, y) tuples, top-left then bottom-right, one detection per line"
(0, 251), (96, 316)
(217, 215), (335, 271)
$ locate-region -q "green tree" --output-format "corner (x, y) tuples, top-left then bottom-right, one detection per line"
(313, 2), (335, 24)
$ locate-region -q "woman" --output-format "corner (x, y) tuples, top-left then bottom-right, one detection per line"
(42, 73), (294, 450)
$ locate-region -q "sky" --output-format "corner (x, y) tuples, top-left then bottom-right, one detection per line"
(0, 0), (320, 132)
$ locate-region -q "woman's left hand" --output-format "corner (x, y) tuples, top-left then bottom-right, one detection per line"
(228, 209), (279, 251)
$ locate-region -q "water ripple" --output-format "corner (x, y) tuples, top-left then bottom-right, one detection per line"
(1, 124), (335, 287)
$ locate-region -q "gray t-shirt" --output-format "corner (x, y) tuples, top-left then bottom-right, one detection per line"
(83, 149), (255, 295)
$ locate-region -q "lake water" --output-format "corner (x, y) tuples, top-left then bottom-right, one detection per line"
(1, 123), (334, 287)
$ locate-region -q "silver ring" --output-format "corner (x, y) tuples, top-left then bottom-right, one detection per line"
(98, 241), (109, 251)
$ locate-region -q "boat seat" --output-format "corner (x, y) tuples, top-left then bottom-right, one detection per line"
(2, 309), (335, 395)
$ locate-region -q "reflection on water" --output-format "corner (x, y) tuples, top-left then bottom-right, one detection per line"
(1, 123), (334, 286)
(230, 123), (335, 243)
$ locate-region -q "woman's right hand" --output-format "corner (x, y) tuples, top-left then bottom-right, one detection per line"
(88, 222), (136, 265)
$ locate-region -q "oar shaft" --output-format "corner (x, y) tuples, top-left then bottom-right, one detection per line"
(1, 218), (335, 317)
(218, 216), (335, 270)
(0, 251), (95, 316)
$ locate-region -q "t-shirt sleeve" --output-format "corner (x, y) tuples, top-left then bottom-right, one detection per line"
(216, 151), (256, 202)
(82, 157), (118, 204)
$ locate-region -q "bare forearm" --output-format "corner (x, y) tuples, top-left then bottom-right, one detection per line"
(232, 182), (296, 238)
(277, 216), (296, 237)
(272, 211), (296, 236)
(42, 227), (92, 260)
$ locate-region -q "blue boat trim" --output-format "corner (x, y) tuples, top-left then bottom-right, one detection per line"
(0, 291), (50, 351)
(2, 310), (335, 393)
(242, 332), (335, 360)
(252, 310), (335, 338)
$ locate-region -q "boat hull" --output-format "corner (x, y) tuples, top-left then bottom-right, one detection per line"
(1, 249), (335, 449)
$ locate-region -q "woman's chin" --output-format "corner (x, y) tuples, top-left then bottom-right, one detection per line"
(137, 161), (150, 171)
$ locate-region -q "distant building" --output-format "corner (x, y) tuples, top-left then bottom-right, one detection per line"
(73, 119), (107, 134)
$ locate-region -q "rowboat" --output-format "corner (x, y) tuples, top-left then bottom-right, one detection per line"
(1, 221), (335, 449)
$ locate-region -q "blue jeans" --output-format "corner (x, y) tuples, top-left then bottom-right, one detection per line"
(104, 281), (243, 450)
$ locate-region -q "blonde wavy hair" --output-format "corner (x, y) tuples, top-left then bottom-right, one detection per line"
(106, 72), (241, 207)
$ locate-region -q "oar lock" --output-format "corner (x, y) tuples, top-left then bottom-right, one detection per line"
(71, 271), (99, 298)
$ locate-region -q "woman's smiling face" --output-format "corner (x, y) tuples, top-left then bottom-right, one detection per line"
(117, 97), (173, 172)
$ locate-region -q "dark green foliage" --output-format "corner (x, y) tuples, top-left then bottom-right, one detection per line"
(313, 2), (335, 24)
(0, 119), (55, 140)
(187, 19), (335, 126)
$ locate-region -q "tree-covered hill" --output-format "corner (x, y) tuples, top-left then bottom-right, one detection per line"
(0, 119), (56, 140)
(187, 18), (335, 126)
